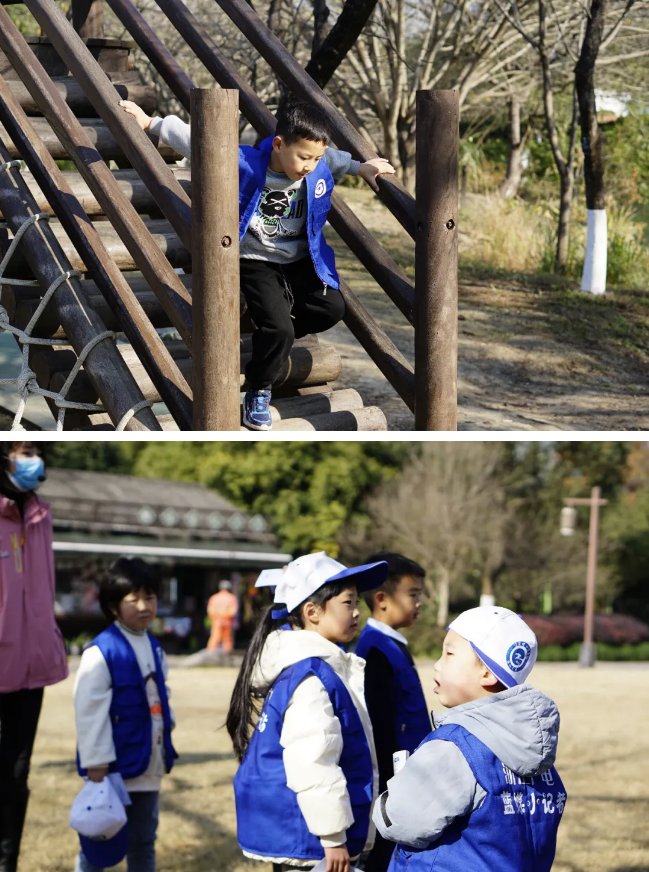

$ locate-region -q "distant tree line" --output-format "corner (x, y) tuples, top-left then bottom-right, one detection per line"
(49, 441), (649, 627)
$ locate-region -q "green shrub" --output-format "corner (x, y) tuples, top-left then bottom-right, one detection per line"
(537, 641), (649, 662)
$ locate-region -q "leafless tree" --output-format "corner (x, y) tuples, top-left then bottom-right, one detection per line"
(351, 442), (508, 626)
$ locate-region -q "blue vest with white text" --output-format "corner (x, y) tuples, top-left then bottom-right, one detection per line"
(355, 624), (431, 755)
(238, 137), (340, 289)
(234, 656), (374, 861)
(77, 623), (177, 779)
(387, 724), (566, 872)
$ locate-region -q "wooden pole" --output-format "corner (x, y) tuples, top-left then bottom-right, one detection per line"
(191, 88), (240, 430)
(582, 486), (601, 666)
(414, 90), (458, 430)
(564, 489), (608, 668)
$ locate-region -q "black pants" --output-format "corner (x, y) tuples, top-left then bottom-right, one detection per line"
(0, 688), (43, 872)
(240, 257), (346, 390)
(362, 832), (396, 872)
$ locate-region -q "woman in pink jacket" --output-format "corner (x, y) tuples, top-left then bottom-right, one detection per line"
(0, 441), (68, 872)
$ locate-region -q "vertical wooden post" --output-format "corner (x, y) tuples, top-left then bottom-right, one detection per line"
(71, 0), (105, 37)
(580, 486), (601, 667)
(191, 87), (241, 430)
(414, 90), (458, 430)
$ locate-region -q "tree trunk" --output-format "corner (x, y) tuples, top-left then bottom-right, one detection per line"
(500, 94), (525, 199)
(436, 567), (451, 627)
(555, 166), (574, 273)
(311, 0), (330, 53)
(576, 0), (608, 293)
(554, 92), (579, 274)
(305, 0), (380, 88)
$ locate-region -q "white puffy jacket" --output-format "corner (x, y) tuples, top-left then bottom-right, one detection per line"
(245, 628), (378, 865)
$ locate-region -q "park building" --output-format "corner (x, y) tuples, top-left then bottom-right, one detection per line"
(39, 469), (291, 653)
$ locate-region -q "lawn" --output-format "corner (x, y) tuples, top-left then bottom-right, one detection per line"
(22, 660), (649, 871)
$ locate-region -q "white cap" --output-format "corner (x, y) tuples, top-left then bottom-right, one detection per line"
(255, 568), (285, 588)
(448, 606), (538, 688)
(274, 551), (387, 614)
(69, 779), (127, 839)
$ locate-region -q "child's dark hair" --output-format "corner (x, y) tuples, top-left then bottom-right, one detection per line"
(98, 557), (160, 621)
(362, 552), (425, 610)
(275, 98), (332, 146)
(226, 579), (352, 761)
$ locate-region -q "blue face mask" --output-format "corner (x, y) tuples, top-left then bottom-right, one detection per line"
(7, 455), (46, 492)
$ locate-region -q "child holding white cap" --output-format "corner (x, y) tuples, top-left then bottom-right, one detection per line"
(226, 551), (388, 872)
(373, 606), (567, 872)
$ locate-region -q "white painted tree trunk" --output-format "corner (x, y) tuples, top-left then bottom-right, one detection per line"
(581, 209), (607, 294)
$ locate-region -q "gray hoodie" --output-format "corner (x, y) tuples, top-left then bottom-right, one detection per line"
(372, 684), (560, 850)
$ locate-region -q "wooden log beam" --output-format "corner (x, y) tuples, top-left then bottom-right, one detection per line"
(0, 3), (193, 345)
(0, 72), (193, 428)
(4, 217), (190, 273)
(1, 273), (193, 336)
(191, 88), (240, 430)
(270, 407), (387, 431)
(414, 90), (458, 431)
(21, 0), (193, 250)
(5, 76), (157, 117)
(340, 278), (415, 412)
(0, 167), (191, 219)
(29, 338), (342, 407)
(0, 147), (161, 430)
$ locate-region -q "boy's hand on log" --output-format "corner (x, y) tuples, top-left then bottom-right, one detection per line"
(358, 157), (395, 192)
(119, 100), (153, 131)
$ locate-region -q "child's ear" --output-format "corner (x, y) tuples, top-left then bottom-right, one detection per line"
(272, 135), (283, 152)
(374, 590), (389, 611)
(480, 668), (500, 689)
(302, 600), (321, 626)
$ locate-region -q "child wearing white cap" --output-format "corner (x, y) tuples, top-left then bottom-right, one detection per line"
(373, 606), (567, 872)
(226, 551), (388, 872)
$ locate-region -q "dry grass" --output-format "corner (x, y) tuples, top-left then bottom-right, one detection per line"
(22, 660), (649, 872)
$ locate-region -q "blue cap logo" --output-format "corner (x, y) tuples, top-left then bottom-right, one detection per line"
(506, 641), (531, 673)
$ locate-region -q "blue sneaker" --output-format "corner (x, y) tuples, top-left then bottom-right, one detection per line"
(242, 389), (272, 431)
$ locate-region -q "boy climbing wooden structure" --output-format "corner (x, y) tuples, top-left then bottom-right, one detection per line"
(0, 0), (458, 431)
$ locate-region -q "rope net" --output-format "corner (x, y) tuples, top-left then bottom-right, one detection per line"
(0, 159), (153, 431)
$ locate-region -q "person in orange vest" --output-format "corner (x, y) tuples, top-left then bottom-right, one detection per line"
(207, 581), (239, 653)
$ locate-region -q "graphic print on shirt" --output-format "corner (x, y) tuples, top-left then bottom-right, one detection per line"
(248, 185), (305, 241)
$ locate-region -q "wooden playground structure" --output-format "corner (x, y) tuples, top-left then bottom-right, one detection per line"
(0, 0), (458, 431)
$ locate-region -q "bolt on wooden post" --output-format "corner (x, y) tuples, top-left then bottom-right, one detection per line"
(191, 87), (240, 430)
(415, 90), (459, 430)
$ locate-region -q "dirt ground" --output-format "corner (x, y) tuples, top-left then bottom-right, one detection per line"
(21, 659), (649, 872)
(326, 189), (649, 431)
(1, 188), (647, 432)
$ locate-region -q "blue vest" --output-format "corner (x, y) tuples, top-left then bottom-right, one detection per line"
(388, 724), (566, 872)
(355, 625), (431, 755)
(77, 624), (177, 780)
(234, 656), (374, 861)
(238, 137), (340, 289)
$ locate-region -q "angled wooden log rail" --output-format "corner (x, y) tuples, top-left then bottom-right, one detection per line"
(0, 7), (193, 350)
(0, 144), (161, 430)
(0, 62), (193, 428)
(105, 0), (417, 413)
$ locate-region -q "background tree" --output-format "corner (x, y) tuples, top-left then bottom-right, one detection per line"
(343, 442), (508, 626)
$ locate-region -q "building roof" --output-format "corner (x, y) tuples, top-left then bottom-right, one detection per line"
(40, 469), (279, 546)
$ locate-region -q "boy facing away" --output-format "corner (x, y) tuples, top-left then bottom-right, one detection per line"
(120, 97), (395, 431)
(373, 606), (567, 872)
(354, 553), (431, 872)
